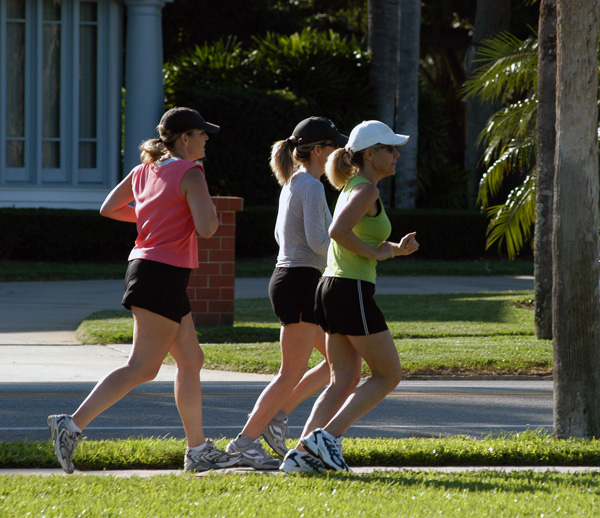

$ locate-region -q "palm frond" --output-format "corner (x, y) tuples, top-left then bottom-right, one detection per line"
(485, 173), (536, 259)
(463, 33), (538, 104)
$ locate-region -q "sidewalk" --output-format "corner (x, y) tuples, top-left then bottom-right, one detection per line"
(0, 276), (534, 383)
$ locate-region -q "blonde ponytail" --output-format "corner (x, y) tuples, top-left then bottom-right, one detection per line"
(325, 148), (363, 190)
(269, 139), (297, 186)
(139, 138), (169, 165)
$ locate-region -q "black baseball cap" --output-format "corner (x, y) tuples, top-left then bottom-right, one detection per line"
(291, 116), (348, 147)
(158, 107), (220, 139)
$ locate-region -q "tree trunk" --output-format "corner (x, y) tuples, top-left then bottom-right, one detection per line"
(394, 0), (420, 209)
(368, 0), (400, 207)
(534, 0), (557, 340)
(553, 0), (600, 439)
(464, 0), (511, 206)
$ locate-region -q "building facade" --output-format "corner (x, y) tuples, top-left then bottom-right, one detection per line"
(0, 0), (172, 209)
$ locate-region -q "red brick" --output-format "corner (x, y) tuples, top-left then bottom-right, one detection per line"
(197, 263), (221, 275)
(219, 212), (236, 225)
(208, 250), (235, 262)
(209, 300), (234, 313)
(220, 262), (235, 276)
(219, 237), (235, 251)
(190, 300), (208, 313)
(208, 275), (234, 288)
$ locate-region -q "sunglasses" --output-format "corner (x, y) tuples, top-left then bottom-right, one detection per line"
(318, 140), (341, 149)
(371, 144), (401, 153)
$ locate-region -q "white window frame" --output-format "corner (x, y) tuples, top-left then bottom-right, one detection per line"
(0, 0), (123, 208)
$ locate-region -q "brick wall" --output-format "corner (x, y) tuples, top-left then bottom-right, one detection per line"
(187, 197), (244, 326)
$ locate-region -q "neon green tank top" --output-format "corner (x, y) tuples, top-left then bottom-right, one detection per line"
(323, 175), (392, 284)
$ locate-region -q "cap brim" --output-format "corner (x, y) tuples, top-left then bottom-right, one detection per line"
(381, 134), (409, 146)
(331, 133), (349, 147)
(200, 121), (220, 134)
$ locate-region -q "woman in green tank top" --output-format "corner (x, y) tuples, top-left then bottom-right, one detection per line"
(287, 121), (419, 472)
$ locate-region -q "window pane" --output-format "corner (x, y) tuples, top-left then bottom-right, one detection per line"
(6, 22), (25, 138)
(43, 141), (60, 168)
(43, 0), (62, 22)
(6, 141), (24, 168)
(42, 24), (61, 139)
(79, 14), (97, 169)
(79, 142), (96, 169)
(7, 0), (25, 19)
(80, 2), (98, 23)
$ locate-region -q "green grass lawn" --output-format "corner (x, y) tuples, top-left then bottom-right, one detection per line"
(2, 470), (599, 517)
(76, 290), (550, 377)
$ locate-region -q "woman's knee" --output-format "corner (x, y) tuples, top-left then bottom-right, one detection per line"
(373, 364), (402, 391)
(174, 345), (204, 373)
(125, 360), (162, 383)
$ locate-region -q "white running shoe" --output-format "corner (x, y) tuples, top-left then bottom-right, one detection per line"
(47, 414), (85, 474)
(226, 437), (282, 470)
(280, 449), (327, 473)
(261, 415), (289, 457)
(300, 428), (351, 472)
(184, 440), (243, 472)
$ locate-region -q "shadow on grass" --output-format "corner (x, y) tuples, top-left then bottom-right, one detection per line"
(377, 292), (531, 324)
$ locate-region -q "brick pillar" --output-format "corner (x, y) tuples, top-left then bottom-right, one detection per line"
(187, 196), (244, 326)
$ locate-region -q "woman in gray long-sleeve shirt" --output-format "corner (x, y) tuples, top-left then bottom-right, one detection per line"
(226, 117), (348, 471)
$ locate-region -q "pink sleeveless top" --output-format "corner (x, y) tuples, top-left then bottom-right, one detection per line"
(128, 158), (201, 269)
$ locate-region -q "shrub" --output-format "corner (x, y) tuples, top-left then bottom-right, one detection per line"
(0, 207), (505, 262)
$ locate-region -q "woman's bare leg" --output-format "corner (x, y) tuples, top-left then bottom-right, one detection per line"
(280, 326), (330, 415)
(323, 329), (402, 438)
(169, 312), (205, 447)
(240, 321), (318, 439)
(298, 332), (362, 439)
(72, 307), (178, 431)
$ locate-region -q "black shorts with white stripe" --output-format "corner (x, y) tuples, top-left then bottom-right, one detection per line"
(314, 276), (388, 336)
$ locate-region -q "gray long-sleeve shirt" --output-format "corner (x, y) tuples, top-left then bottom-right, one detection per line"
(274, 170), (332, 273)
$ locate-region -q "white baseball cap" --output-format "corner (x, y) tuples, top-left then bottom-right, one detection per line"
(346, 120), (409, 153)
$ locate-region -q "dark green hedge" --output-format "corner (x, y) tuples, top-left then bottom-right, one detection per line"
(0, 207), (502, 262)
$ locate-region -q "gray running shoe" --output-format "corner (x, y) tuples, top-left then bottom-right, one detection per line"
(184, 440), (243, 472)
(300, 428), (351, 472)
(280, 449), (326, 473)
(47, 414), (85, 474)
(226, 437), (282, 470)
(261, 415), (289, 457)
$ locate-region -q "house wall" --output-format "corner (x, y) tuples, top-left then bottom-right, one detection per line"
(0, 0), (173, 210)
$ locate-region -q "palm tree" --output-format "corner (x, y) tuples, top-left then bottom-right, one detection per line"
(534, 0), (557, 340)
(368, 0), (400, 207)
(464, 0), (511, 206)
(553, 0), (600, 439)
(463, 32), (538, 259)
(394, 0), (421, 210)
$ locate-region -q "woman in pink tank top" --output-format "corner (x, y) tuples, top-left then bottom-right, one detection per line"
(47, 108), (243, 474)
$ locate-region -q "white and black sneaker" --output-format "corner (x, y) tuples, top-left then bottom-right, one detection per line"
(280, 449), (327, 473)
(261, 415), (289, 457)
(300, 428), (351, 472)
(47, 414), (86, 474)
(184, 440), (243, 472)
(226, 437), (281, 470)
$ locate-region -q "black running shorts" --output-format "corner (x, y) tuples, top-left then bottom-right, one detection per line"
(315, 276), (388, 336)
(122, 259), (191, 323)
(268, 266), (322, 325)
